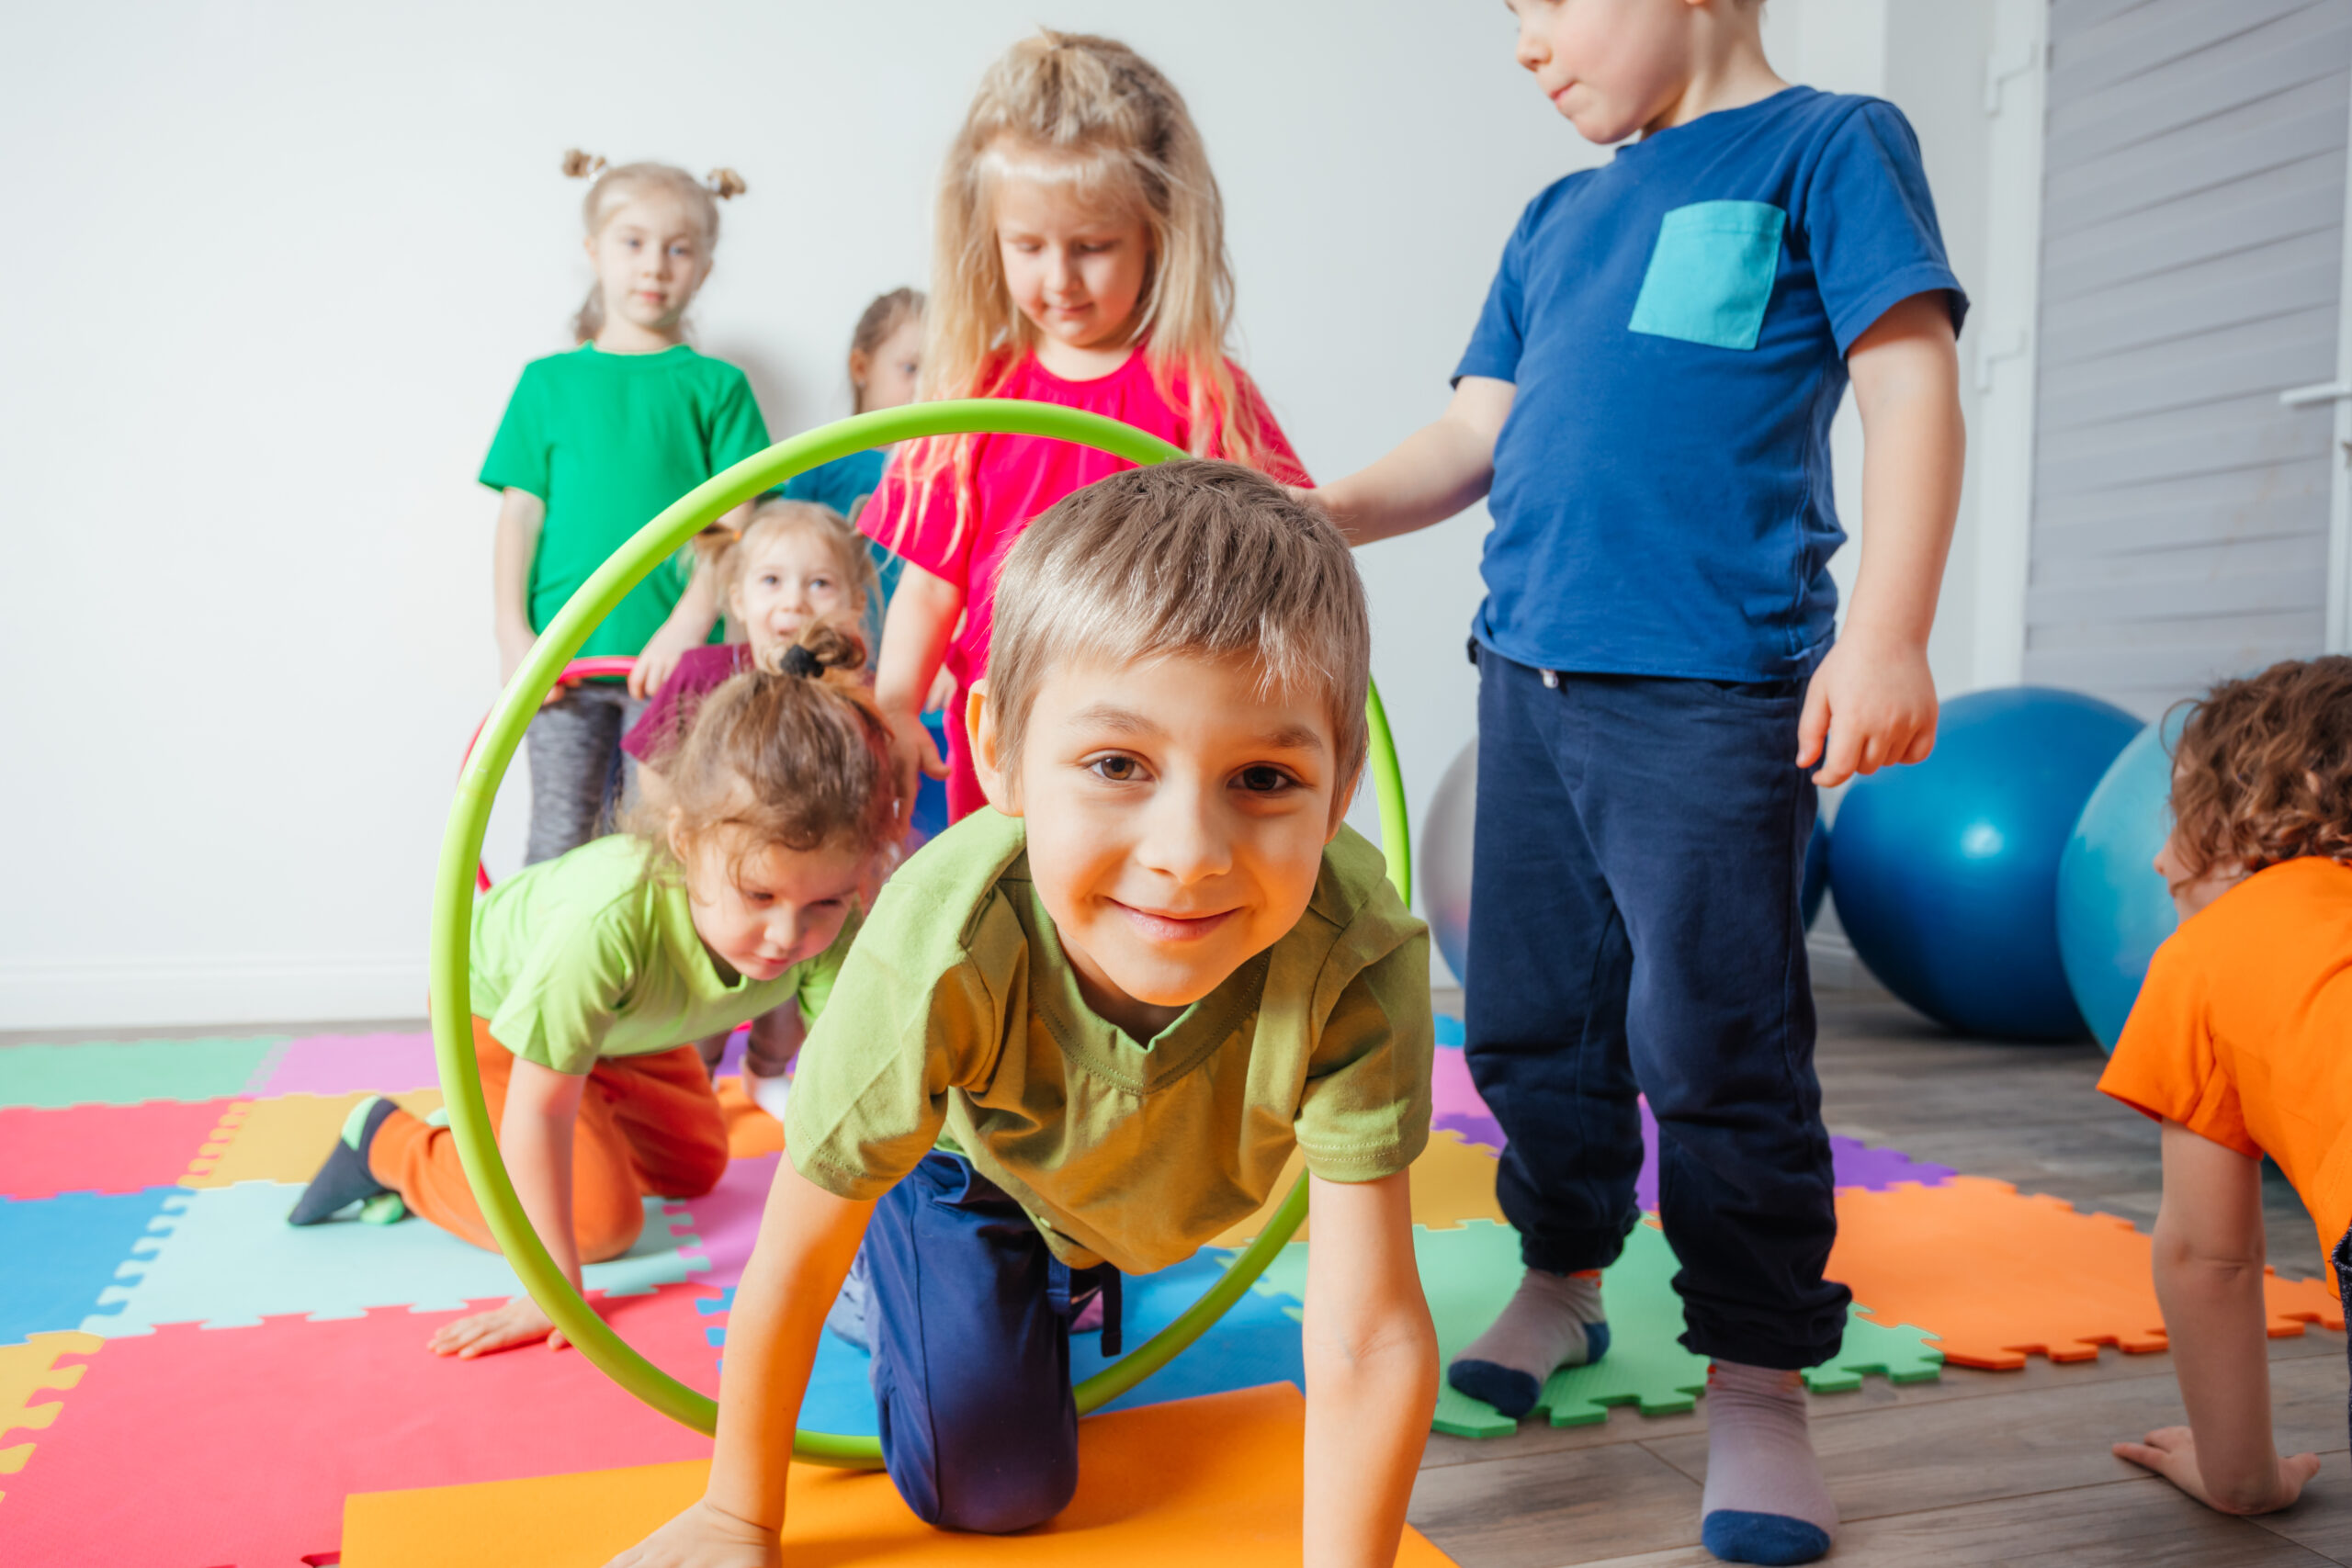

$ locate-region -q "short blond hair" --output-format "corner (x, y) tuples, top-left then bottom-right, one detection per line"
(707, 498), (879, 622)
(986, 461), (1369, 802)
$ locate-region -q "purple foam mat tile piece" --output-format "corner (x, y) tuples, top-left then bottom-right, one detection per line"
(712, 1023), (751, 1083)
(1430, 1044), (1492, 1124)
(670, 1152), (780, 1291)
(255, 1033), (441, 1098)
(1634, 1099), (1955, 1211)
(1434, 1110), (1506, 1153)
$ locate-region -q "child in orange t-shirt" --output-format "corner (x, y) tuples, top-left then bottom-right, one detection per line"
(2098, 656), (2352, 1517)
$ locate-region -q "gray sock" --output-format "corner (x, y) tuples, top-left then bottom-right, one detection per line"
(1699, 1361), (1837, 1565)
(1446, 1268), (1607, 1418)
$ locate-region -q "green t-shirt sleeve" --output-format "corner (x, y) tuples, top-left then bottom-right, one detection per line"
(782, 908), (998, 1202)
(706, 368), (771, 474)
(484, 902), (640, 1076)
(1292, 912), (1434, 1184)
(480, 364), (551, 499)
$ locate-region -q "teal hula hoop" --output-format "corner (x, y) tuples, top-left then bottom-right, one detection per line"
(430, 400), (1413, 1467)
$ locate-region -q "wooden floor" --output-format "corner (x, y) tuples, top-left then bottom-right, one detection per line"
(1407, 987), (2352, 1568)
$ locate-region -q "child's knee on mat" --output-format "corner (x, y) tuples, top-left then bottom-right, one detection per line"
(924, 1454), (1077, 1536)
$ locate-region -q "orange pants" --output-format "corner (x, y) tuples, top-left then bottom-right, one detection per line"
(368, 1016), (729, 1263)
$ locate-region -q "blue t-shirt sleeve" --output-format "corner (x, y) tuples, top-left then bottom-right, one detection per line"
(1453, 199), (1539, 386)
(1804, 100), (1969, 354)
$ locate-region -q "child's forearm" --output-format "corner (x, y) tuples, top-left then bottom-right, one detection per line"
(492, 489), (547, 652)
(702, 1165), (873, 1533)
(1303, 1327), (1439, 1567)
(499, 1066), (585, 1286)
(873, 563), (962, 717)
(1300, 1171), (1439, 1567)
(1844, 294), (1963, 650)
(2153, 1220), (2290, 1510)
(1316, 378), (1515, 547)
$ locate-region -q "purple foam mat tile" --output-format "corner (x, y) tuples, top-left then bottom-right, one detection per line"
(1431, 1044), (1493, 1124)
(1634, 1100), (1955, 1211)
(255, 1032), (441, 1098)
(1434, 1110), (1506, 1152)
(671, 1152), (780, 1291)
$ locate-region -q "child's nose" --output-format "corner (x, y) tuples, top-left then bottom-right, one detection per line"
(1139, 784), (1232, 886)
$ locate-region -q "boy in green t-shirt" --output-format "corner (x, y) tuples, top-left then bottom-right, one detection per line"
(611, 461), (1439, 1565)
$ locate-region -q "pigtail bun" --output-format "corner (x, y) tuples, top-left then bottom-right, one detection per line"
(707, 167), (747, 200)
(757, 619), (868, 682)
(561, 148), (607, 180)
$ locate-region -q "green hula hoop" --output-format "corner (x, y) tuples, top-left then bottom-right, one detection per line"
(429, 400), (1413, 1467)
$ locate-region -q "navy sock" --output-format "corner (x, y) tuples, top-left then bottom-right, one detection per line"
(287, 1096), (399, 1225)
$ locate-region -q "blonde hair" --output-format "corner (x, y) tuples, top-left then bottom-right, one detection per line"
(705, 499), (879, 623)
(628, 620), (898, 877)
(986, 461), (1369, 809)
(2165, 657), (2352, 888)
(886, 31), (1273, 546)
(849, 288), (927, 414)
(561, 150), (746, 344)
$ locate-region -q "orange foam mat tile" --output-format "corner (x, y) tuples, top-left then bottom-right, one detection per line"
(181, 1089), (445, 1187)
(343, 1382), (1459, 1568)
(715, 1075), (783, 1158)
(1830, 1174), (2345, 1370)
(1211, 1130), (1503, 1247)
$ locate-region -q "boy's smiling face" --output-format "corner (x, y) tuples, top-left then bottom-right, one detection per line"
(971, 651), (1351, 1043)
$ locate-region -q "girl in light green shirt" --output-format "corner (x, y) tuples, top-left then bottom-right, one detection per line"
(289, 624), (899, 1360)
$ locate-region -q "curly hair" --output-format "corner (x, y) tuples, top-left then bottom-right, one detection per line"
(2167, 656), (2352, 886)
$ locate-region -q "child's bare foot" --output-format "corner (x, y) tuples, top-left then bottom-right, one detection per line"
(2114, 1425), (2322, 1515)
(429, 1294), (570, 1359)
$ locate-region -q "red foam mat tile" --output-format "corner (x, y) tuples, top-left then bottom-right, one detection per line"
(0, 1099), (237, 1200)
(0, 1282), (719, 1566)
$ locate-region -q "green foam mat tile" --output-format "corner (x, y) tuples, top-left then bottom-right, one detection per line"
(0, 1038), (288, 1110)
(1236, 1218), (1941, 1438)
(1804, 1304), (1943, 1392)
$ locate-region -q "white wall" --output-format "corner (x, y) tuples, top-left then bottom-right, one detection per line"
(0, 0), (2010, 1028)
(0, 1), (1585, 1028)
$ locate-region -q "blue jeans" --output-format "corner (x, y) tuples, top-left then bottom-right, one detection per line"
(1463, 650), (1849, 1368)
(865, 1151), (1120, 1533)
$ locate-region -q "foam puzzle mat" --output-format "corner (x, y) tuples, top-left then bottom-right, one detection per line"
(3, 1017), (2332, 1560)
(339, 1384), (1461, 1567)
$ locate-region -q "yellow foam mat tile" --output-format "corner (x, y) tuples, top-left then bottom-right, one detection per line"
(0, 1332), (102, 1504)
(1211, 1128), (1502, 1247)
(180, 1091), (444, 1188)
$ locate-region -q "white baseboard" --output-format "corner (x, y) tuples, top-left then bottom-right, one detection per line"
(0, 954), (428, 1033)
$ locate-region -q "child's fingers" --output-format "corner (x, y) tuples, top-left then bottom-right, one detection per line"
(1812, 719), (1864, 788)
(1794, 681), (1831, 769)
(2111, 1439), (2169, 1472)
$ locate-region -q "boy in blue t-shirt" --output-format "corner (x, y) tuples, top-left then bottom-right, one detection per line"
(1314, 3), (1965, 1563)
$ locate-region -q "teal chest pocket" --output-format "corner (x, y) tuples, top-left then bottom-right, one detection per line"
(1628, 201), (1787, 351)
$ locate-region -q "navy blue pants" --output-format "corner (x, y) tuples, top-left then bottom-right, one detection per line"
(2335, 1224), (2351, 1449)
(865, 1151), (1119, 1534)
(1464, 651), (1849, 1369)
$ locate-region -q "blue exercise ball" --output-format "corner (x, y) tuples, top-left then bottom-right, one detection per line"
(2057, 712), (2184, 1053)
(1828, 686), (2143, 1040)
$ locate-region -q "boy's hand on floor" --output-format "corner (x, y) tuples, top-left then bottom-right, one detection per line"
(2114, 1425), (2322, 1515)
(604, 1498), (782, 1568)
(1795, 629), (1938, 788)
(427, 1293), (571, 1359)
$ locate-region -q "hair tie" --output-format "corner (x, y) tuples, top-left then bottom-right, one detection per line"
(781, 644), (823, 678)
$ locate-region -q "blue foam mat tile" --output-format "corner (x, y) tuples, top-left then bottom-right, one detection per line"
(0, 1186), (189, 1345)
(696, 1248), (1308, 1438)
(81, 1180), (709, 1335)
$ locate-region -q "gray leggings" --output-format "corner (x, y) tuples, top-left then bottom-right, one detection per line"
(525, 682), (647, 865)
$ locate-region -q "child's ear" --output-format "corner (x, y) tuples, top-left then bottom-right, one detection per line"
(968, 680), (1023, 817)
(665, 808), (690, 867)
(1327, 763), (1364, 845)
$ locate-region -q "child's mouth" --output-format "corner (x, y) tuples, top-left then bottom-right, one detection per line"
(1112, 901), (1237, 943)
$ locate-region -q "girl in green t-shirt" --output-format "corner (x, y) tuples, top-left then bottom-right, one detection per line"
(481, 151), (774, 868)
(288, 623), (899, 1360)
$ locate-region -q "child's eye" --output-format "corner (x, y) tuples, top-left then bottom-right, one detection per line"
(1236, 764), (1297, 795)
(1088, 754), (1145, 784)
